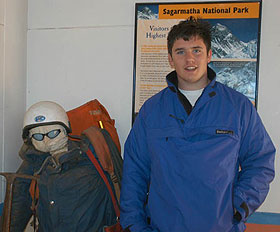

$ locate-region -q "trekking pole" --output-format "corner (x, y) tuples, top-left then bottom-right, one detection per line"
(0, 172), (39, 232)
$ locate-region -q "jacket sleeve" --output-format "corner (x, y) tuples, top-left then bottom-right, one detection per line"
(120, 108), (158, 232)
(233, 101), (276, 222)
(9, 160), (34, 232)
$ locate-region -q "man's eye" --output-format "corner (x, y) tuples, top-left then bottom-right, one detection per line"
(176, 50), (184, 55)
(193, 49), (201, 54)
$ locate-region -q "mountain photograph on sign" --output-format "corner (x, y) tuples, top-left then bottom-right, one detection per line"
(209, 61), (257, 102)
(208, 18), (259, 104)
(211, 23), (257, 59)
(137, 5), (159, 20)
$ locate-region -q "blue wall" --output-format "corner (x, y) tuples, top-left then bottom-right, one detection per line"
(247, 212), (280, 225)
(0, 203), (3, 216)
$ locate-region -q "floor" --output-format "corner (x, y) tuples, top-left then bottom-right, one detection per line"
(1, 203), (280, 231)
(246, 223), (280, 232)
(23, 214), (280, 232)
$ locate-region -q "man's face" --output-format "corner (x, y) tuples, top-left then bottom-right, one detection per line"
(168, 36), (212, 90)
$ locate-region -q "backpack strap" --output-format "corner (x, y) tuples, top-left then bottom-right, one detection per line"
(82, 126), (121, 202)
(86, 148), (120, 217)
(83, 126), (113, 173)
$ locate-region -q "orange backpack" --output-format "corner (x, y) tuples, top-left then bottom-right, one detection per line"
(67, 99), (121, 153)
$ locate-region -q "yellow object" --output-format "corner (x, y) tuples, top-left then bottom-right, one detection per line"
(98, 121), (104, 129)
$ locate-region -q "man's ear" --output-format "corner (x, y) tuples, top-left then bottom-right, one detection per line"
(168, 53), (174, 69)
(207, 49), (212, 64)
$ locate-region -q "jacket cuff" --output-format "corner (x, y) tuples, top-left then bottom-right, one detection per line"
(233, 196), (249, 222)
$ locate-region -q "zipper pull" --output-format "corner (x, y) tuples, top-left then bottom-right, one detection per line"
(169, 114), (185, 124)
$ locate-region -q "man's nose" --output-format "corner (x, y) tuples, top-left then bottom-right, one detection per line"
(185, 51), (195, 61)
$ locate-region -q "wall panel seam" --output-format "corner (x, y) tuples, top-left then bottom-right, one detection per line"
(28, 24), (132, 31)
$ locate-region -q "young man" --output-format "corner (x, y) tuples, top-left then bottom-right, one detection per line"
(120, 18), (275, 232)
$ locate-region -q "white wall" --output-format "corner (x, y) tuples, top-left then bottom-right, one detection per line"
(27, 1), (134, 152)
(26, 0), (280, 213)
(0, 0), (28, 201)
(257, 0), (280, 212)
(27, 0), (175, 154)
(0, 0), (4, 203)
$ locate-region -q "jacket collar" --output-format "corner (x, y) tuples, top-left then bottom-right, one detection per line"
(20, 139), (83, 164)
(166, 66), (216, 92)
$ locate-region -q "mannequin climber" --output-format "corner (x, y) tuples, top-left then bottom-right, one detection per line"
(1, 101), (119, 232)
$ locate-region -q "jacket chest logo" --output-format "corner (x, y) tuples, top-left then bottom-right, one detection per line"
(216, 129), (234, 135)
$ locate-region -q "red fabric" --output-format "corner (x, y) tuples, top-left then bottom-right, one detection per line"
(29, 178), (39, 200)
(104, 222), (123, 232)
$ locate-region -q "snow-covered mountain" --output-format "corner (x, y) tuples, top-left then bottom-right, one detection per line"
(210, 62), (256, 101)
(137, 7), (158, 20)
(211, 23), (257, 59)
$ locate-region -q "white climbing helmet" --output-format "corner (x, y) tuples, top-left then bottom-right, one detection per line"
(22, 101), (71, 139)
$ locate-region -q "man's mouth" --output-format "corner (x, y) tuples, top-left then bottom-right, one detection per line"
(185, 66), (197, 71)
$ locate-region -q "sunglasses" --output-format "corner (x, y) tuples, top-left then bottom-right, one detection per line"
(31, 129), (61, 141)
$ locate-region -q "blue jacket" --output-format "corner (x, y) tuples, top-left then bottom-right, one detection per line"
(8, 139), (117, 232)
(120, 68), (275, 232)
